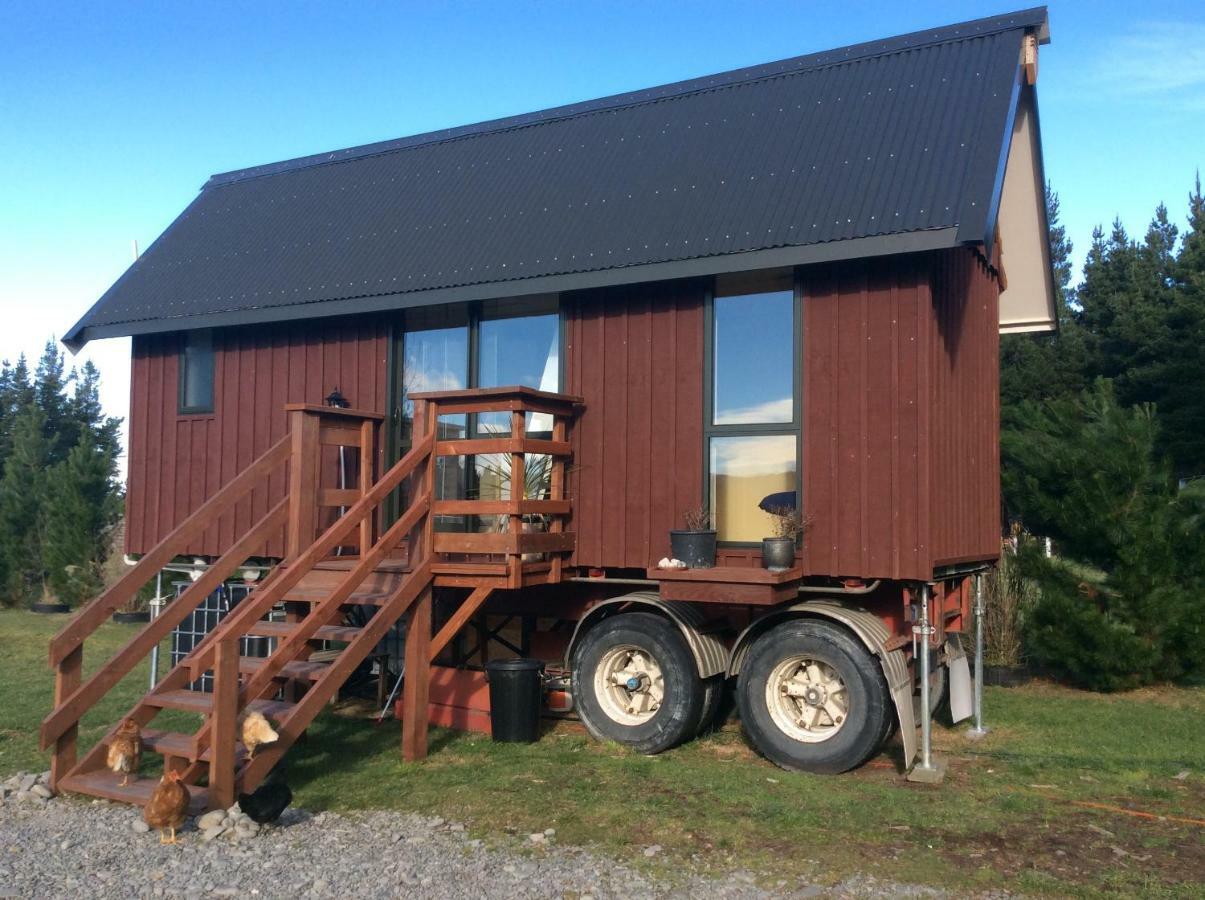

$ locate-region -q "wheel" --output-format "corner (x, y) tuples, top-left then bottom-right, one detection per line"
(737, 619), (892, 774)
(572, 612), (705, 754)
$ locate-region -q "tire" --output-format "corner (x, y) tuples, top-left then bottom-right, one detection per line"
(572, 612), (705, 754)
(737, 619), (892, 774)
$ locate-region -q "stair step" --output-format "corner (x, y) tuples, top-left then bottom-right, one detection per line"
(102, 728), (248, 764)
(145, 690), (296, 720)
(244, 621), (364, 642)
(282, 590), (392, 606)
(60, 769), (208, 815)
(238, 656), (331, 682)
(309, 556), (410, 573)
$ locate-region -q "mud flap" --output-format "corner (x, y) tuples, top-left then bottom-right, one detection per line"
(946, 635), (973, 724)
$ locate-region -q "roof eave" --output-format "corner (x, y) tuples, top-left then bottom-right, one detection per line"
(66, 227), (962, 347)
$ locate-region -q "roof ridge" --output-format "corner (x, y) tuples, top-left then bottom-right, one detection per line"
(204, 6), (1046, 190)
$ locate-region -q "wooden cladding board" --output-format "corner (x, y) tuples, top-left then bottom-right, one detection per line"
(125, 315), (389, 557)
(564, 280), (705, 570)
(928, 248), (1001, 566)
(800, 249), (1001, 581)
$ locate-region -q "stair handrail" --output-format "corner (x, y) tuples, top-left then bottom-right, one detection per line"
(181, 429), (437, 768)
(39, 498), (291, 751)
(48, 434), (293, 668)
(175, 429), (436, 686)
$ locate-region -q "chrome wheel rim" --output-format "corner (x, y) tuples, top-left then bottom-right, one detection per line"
(593, 644), (664, 726)
(765, 655), (849, 743)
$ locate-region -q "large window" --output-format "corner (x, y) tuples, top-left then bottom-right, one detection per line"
(178, 329), (214, 415)
(706, 278), (799, 542)
(398, 297), (561, 531)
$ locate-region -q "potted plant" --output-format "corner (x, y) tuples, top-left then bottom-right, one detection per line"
(30, 588), (70, 615)
(112, 591), (151, 624)
(760, 506), (811, 572)
(670, 505), (716, 568)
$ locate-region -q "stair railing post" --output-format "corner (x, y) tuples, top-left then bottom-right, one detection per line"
(286, 408), (320, 560)
(210, 636), (239, 811)
(508, 408), (526, 587)
(49, 646), (82, 791)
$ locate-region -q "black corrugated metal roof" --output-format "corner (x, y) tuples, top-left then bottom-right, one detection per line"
(65, 7), (1049, 349)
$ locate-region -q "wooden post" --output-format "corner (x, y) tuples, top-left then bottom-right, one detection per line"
(418, 400), (436, 563)
(49, 646), (82, 791)
(286, 409), (320, 559)
(359, 418), (375, 556)
(549, 413), (567, 583)
(401, 587), (433, 761)
(508, 409), (525, 587)
(209, 638), (239, 810)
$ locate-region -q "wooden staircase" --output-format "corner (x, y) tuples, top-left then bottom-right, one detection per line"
(40, 387), (580, 812)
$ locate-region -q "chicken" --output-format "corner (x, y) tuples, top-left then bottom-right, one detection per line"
(237, 764), (292, 825)
(240, 711), (279, 760)
(143, 769), (190, 844)
(106, 718), (142, 787)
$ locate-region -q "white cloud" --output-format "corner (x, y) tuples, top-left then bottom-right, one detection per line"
(714, 396), (793, 426)
(1091, 22), (1205, 106)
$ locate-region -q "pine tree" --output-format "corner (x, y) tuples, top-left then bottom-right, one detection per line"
(43, 430), (120, 606)
(0, 405), (50, 605)
(33, 340), (75, 464)
(0, 354), (33, 463)
(1159, 175), (1205, 477)
(70, 360), (122, 465)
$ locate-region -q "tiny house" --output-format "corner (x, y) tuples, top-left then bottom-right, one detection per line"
(47, 7), (1055, 808)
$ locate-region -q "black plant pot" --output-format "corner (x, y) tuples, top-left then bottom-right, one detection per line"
(983, 664), (1030, 688)
(669, 530), (717, 568)
(31, 601), (71, 614)
(112, 610), (151, 624)
(760, 537), (796, 571)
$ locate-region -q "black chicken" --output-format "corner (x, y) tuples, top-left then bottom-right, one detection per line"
(237, 763), (292, 825)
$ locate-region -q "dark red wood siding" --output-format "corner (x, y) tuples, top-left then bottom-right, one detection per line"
(564, 281), (705, 569)
(125, 316), (389, 557)
(800, 249), (1000, 581)
(125, 248), (998, 579)
(800, 255), (931, 580)
(928, 248), (1001, 566)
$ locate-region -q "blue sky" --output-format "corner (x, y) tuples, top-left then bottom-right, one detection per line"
(2, 0), (1203, 471)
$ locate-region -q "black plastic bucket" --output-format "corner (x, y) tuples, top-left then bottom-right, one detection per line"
(485, 658), (545, 743)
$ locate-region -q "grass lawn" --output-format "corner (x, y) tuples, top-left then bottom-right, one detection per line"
(2, 608), (1202, 897)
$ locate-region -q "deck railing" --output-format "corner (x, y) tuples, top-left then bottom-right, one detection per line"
(411, 386), (581, 589)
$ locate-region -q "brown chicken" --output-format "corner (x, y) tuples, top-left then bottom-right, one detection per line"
(143, 770), (190, 844)
(106, 718), (142, 787)
(241, 710), (279, 760)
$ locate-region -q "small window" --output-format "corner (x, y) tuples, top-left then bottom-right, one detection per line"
(178, 330), (214, 414)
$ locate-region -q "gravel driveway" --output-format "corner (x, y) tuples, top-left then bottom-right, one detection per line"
(0, 778), (943, 899)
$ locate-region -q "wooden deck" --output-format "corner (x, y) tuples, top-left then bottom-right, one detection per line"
(41, 386), (582, 812)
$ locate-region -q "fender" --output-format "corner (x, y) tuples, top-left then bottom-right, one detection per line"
(564, 591), (728, 679)
(728, 599), (919, 767)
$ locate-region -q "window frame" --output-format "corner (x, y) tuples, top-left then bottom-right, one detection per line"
(177, 329), (215, 416)
(702, 275), (803, 547)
